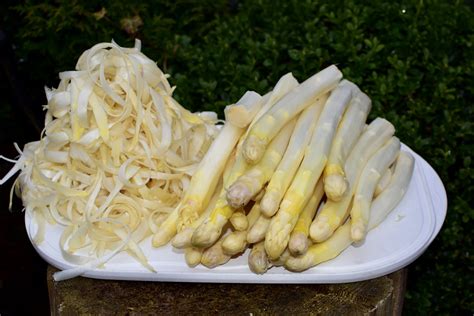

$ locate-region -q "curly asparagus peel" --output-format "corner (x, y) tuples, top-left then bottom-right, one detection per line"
(265, 80), (353, 260)
(191, 74), (299, 248)
(350, 136), (401, 242)
(242, 65), (342, 165)
(226, 119), (296, 209)
(260, 96), (327, 217)
(324, 88), (372, 201)
(288, 178), (324, 256)
(152, 92), (262, 247)
(310, 117), (395, 242)
(285, 151), (414, 272)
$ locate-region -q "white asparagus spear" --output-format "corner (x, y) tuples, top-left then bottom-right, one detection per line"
(350, 137), (401, 241)
(259, 96), (327, 217)
(310, 118), (395, 242)
(264, 80), (353, 260)
(324, 89), (372, 201)
(288, 178), (324, 256)
(200, 233), (231, 269)
(242, 65), (342, 164)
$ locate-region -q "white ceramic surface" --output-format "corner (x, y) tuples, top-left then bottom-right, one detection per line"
(25, 144), (447, 283)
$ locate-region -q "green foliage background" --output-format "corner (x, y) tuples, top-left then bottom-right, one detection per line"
(1, 0), (473, 313)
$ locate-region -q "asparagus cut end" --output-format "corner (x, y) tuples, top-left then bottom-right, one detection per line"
(171, 227), (193, 249)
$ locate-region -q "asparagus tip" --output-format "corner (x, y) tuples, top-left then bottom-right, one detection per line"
(351, 222), (366, 242)
(201, 245), (231, 268)
(265, 224), (292, 260)
(152, 229), (174, 248)
(243, 134), (266, 164)
(260, 191), (280, 217)
(289, 232), (309, 256)
(185, 248), (202, 267)
(171, 227), (193, 249)
(226, 182), (252, 209)
(310, 218), (332, 242)
(222, 232), (247, 256)
(230, 212), (248, 231)
(324, 174), (348, 201)
(191, 222), (222, 248)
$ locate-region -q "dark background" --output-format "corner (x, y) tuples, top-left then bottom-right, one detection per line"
(0, 0), (473, 314)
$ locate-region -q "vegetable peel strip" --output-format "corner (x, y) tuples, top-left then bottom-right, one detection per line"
(0, 40), (218, 277)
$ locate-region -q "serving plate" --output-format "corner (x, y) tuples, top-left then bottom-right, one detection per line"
(25, 144), (447, 283)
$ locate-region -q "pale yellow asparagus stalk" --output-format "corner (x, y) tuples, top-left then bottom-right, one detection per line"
(350, 136), (401, 241)
(222, 203), (261, 256)
(286, 152), (414, 271)
(264, 80), (353, 260)
(248, 241), (269, 274)
(375, 167), (393, 197)
(349, 137), (402, 239)
(259, 96), (327, 217)
(184, 247), (203, 268)
(247, 214), (271, 244)
(226, 119), (296, 209)
(324, 89), (372, 201)
(288, 178), (324, 256)
(310, 118), (395, 242)
(191, 74), (298, 248)
(243, 65), (342, 164)
(152, 92), (262, 247)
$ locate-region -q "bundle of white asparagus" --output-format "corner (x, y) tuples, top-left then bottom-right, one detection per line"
(0, 40), (416, 278)
(152, 65), (415, 273)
